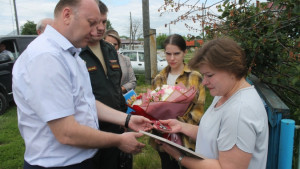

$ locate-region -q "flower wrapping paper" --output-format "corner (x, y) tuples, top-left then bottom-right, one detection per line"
(127, 83), (197, 145)
(129, 83), (196, 120)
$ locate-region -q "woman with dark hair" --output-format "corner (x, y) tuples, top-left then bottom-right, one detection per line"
(151, 34), (206, 169)
(156, 37), (268, 169)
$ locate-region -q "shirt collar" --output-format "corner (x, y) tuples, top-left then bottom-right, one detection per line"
(43, 25), (81, 57)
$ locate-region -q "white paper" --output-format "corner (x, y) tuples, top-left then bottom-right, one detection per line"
(139, 130), (206, 159)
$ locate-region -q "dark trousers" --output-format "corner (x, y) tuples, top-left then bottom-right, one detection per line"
(92, 148), (132, 169)
(159, 152), (187, 169)
(23, 158), (93, 169)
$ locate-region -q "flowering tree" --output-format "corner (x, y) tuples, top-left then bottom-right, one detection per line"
(158, 0), (222, 39)
(159, 0), (300, 120)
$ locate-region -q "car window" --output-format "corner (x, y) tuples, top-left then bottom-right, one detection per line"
(16, 37), (36, 55)
(123, 52), (137, 61)
(0, 40), (16, 60)
(138, 52), (144, 62)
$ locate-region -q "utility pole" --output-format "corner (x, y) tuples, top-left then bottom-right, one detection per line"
(202, 3), (204, 39)
(13, 0), (20, 35)
(149, 29), (157, 79)
(142, 0), (151, 84)
(129, 12), (132, 50)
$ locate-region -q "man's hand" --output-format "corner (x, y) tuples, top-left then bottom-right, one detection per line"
(118, 132), (145, 154)
(128, 115), (153, 131)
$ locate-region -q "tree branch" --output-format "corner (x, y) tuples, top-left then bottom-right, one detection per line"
(262, 80), (300, 95)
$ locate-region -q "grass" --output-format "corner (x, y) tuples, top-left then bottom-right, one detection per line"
(0, 105), (24, 169)
(133, 136), (161, 169)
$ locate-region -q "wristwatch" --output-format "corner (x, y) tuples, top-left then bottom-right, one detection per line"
(178, 154), (185, 166)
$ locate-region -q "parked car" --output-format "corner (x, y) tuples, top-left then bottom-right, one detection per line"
(0, 35), (37, 114)
(120, 50), (168, 75)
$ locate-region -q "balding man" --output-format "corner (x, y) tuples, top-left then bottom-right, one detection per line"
(36, 18), (53, 35)
(12, 0), (151, 168)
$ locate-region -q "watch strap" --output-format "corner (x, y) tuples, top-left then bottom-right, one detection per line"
(178, 154), (185, 166)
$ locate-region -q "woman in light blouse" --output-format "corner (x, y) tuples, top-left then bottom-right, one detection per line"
(157, 37), (268, 169)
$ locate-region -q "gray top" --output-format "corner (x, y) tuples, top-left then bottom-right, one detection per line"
(118, 53), (136, 92)
(196, 86), (268, 169)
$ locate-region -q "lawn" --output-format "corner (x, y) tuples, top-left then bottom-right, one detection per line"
(0, 105), (24, 169)
(0, 79), (212, 169)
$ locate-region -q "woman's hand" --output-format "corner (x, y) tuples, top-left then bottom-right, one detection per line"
(154, 119), (183, 133)
(155, 119), (199, 141)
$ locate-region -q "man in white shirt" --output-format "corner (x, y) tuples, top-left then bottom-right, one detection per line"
(12, 0), (152, 168)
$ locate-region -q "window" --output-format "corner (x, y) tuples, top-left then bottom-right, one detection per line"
(123, 52), (137, 61)
(138, 52), (144, 62)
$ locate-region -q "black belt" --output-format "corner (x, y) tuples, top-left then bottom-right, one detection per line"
(23, 158), (93, 169)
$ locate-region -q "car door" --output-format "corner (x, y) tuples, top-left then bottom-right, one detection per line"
(122, 51), (141, 74)
(0, 36), (36, 114)
(157, 55), (168, 72)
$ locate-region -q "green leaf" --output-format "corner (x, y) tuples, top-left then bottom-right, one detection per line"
(238, 0), (245, 5)
(291, 77), (299, 85)
(253, 42), (258, 49)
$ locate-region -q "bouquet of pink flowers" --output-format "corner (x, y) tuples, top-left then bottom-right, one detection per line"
(127, 83), (197, 145)
(127, 83), (196, 120)
(127, 84), (197, 145)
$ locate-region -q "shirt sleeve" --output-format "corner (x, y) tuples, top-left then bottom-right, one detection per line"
(25, 53), (75, 122)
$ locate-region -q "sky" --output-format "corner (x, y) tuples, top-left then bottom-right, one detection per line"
(0, 0), (263, 37)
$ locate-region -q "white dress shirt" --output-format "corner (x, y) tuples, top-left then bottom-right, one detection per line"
(12, 26), (98, 167)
